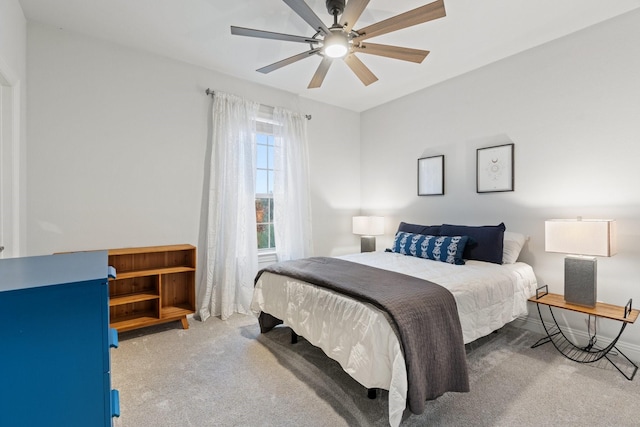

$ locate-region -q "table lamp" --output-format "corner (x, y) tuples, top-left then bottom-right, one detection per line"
(545, 218), (617, 307)
(352, 216), (384, 253)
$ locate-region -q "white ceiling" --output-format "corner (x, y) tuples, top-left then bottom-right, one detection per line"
(18, 0), (640, 112)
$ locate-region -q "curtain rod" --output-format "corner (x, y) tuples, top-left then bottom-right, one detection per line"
(205, 88), (311, 120)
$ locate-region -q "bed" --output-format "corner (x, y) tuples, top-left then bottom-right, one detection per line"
(251, 223), (537, 426)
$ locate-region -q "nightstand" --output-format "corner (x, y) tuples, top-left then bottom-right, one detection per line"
(529, 285), (639, 380)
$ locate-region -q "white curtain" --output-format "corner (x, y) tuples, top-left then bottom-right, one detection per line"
(198, 92), (259, 321)
(273, 107), (313, 261)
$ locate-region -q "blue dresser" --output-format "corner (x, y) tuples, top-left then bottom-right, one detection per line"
(0, 251), (120, 426)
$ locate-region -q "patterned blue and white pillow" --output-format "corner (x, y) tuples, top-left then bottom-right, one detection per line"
(391, 232), (469, 265)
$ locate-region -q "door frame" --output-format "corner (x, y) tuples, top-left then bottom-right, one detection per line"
(0, 55), (22, 258)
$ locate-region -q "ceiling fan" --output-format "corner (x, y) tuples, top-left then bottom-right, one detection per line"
(230, 0), (446, 88)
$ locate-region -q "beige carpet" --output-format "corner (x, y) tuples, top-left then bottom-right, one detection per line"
(111, 314), (639, 426)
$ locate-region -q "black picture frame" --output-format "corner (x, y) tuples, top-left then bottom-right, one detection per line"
(418, 155), (444, 196)
(476, 143), (514, 193)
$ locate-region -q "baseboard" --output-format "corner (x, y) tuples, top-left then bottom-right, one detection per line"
(512, 314), (640, 364)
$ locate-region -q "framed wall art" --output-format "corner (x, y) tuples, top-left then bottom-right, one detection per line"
(418, 155), (444, 196)
(476, 143), (514, 193)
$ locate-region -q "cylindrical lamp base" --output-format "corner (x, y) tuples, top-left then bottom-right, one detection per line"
(361, 236), (376, 253)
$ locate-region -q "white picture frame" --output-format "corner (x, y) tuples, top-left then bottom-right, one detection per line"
(418, 155), (444, 196)
(476, 143), (514, 193)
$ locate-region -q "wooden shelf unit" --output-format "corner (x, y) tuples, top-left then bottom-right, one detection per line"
(108, 244), (196, 332)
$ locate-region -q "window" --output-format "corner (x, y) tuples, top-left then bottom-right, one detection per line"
(255, 105), (277, 251)
(255, 132), (275, 250)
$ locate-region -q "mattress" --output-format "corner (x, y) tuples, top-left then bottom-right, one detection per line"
(251, 251), (537, 426)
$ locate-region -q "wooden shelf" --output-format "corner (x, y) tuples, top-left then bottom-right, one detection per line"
(161, 304), (194, 319)
(108, 244), (195, 256)
(109, 292), (159, 306)
(108, 244), (196, 332)
(529, 292), (639, 323)
(112, 266), (195, 280)
(110, 315), (164, 332)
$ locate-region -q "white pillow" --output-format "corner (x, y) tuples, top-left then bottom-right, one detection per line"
(503, 231), (526, 264)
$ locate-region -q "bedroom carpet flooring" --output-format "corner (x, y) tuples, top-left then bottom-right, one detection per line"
(111, 314), (639, 427)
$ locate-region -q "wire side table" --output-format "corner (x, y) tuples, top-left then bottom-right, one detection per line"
(529, 285), (639, 380)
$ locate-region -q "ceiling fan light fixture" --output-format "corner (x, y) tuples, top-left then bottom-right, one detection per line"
(323, 32), (349, 58)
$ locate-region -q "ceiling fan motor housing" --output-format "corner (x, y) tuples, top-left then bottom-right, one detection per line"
(326, 0), (345, 16)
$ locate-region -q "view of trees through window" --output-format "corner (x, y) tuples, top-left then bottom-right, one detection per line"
(256, 132), (275, 250)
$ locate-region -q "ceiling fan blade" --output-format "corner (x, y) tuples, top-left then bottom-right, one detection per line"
(353, 0), (446, 42)
(343, 54), (378, 86)
(231, 26), (320, 44)
(308, 57), (333, 88)
(257, 48), (321, 74)
(353, 42), (429, 63)
(339, 0), (370, 32)
(283, 0), (331, 35)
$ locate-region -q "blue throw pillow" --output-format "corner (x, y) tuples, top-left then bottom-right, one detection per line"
(397, 221), (441, 236)
(440, 223), (506, 264)
(392, 232), (469, 265)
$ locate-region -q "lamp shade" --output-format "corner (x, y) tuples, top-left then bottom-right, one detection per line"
(545, 219), (617, 257)
(352, 216), (384, 236)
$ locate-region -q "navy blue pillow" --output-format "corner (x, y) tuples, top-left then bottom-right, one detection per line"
(440, 223), (505, 264)
(392, 232), (469, 265)
(397, 222), (441, 236)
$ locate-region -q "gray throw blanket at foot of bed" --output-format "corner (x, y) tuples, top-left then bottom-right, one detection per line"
(255, 256), (470, 415)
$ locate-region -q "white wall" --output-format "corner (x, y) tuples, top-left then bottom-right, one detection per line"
(0, 0), (25, 81)
(301, 98), (362, 256)
(0, 0), (27, 257)
(25, 22), (360, 257)
(361, 10), (640, 350)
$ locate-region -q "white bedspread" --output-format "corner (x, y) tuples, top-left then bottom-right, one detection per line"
(251, 252), (537, 426)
